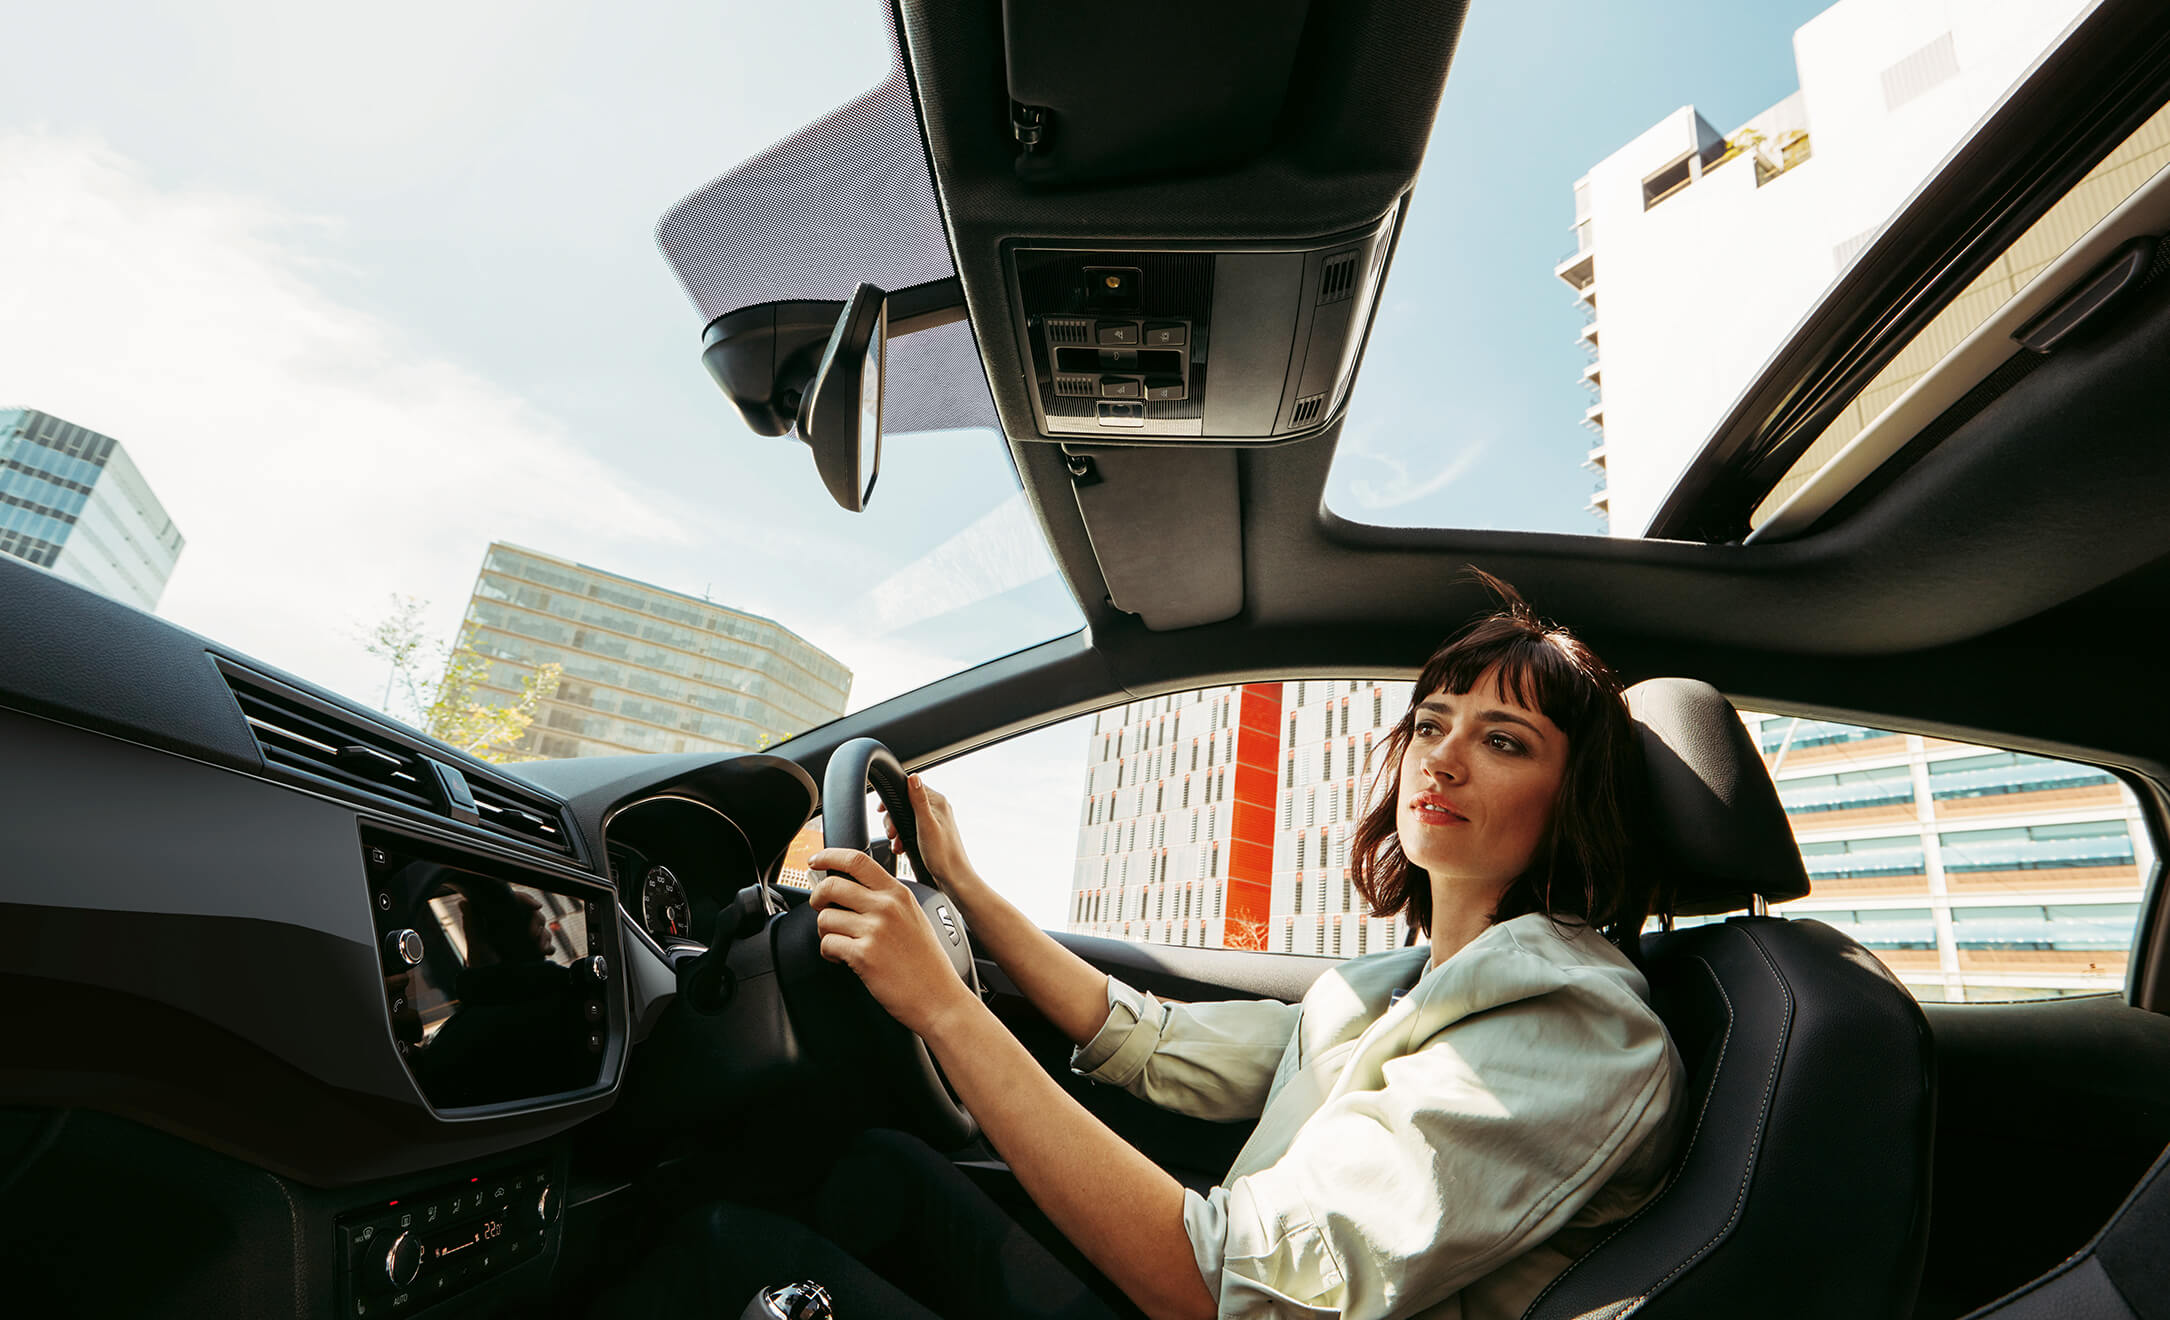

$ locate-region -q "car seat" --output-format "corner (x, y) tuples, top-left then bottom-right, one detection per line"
(1522, 679), (1938, 1319)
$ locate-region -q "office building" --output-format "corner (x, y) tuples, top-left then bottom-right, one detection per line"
(455, 542), (850, 759)
(0, 407), (184, 611)
(1069, 680), (1418, 956)
(1736, 715), (2151, 1002)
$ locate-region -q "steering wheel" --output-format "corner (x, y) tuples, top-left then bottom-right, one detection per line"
(769, 737), (979, 1149)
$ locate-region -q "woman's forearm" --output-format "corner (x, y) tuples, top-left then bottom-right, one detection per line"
(922, 997), (1218, 1320)
(946, 871), (1113, 1047)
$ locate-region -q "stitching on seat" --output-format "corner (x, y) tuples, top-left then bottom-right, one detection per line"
(1521, 923), (1794, 1318)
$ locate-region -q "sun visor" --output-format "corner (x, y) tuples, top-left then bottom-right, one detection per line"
(654, 17), (998, 436)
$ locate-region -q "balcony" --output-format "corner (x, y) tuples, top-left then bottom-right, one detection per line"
(1575, 278), (1598, 310)
(1583, 443), (1607, 472)
(1583, 400), (1605, 431)
(1580, 360), (1602, 388)
(1585, 486), (1610, 519)
(1553, 244), (1596, 292)
(1578, 319), (1599, 351)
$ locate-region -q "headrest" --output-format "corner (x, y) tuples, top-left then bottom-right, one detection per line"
(1626, 678), (1811, 918)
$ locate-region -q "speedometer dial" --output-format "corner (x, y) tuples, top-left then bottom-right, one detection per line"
(640, 866), (694, 944)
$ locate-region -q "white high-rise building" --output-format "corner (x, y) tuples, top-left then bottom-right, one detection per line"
(0, 408), (184, 611)
(1555, 0), (2094, 535)
(1068, 680), (1417, 957)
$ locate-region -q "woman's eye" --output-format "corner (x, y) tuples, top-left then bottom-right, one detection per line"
(1488, 733), (1523, 754)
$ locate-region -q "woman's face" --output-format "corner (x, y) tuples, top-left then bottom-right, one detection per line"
(1396, 666), (1571, 896)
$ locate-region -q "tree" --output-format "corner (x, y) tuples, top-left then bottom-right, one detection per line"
(1225, 915), (1272, 953)
(363, 595), (563, 763)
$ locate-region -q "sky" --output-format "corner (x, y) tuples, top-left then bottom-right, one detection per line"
(0, 0), (1834, 928)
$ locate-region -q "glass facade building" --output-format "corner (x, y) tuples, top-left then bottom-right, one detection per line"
(456, 542), (850, 759)
(1737, 713), (2152, 1003)
(0, 408), (184, 610)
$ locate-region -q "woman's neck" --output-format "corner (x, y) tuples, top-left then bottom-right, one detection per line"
(1426, 878), (1511, 969)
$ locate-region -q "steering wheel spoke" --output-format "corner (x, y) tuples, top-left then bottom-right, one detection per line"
(770, 738), (979, 1149)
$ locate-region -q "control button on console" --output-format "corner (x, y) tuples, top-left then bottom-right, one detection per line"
(1099, 377), (1142, 399)
(1143, 323), (1186, 347)
(385, 1231), (423, 1287)
(1144, 378), (1186, 402)
(385, 929), (424, 967)
(1095, 321), (1140, 346)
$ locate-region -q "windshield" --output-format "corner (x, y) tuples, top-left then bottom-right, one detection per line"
(0, 0), (2096, 760)
(0, 2), (1079, 760)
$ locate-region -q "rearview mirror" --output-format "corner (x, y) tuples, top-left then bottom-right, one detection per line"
(798, 282), (886, 512)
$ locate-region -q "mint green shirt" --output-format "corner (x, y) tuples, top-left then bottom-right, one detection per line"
(1071, 913), (1684, 1320)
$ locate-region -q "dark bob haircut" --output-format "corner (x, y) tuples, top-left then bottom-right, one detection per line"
(1348, 568), (1667, 952)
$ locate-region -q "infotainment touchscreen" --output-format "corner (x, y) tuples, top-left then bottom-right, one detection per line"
(363, 827), (616, 1110)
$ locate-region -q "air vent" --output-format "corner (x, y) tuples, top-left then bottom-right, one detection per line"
(1290, 393), (1327, 426)
(468, 775), (574, 855)
(1054, 375), (1097, 396)
(1045, 318), (1091, 345)
(223, 662), (576, 857)
(226, 673), (440, 814)
(1318, 250), (1360, 304)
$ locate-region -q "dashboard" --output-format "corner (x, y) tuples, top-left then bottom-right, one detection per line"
(0, 551), (825, 1317)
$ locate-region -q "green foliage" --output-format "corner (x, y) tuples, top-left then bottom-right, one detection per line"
(362, 595), (563, 763)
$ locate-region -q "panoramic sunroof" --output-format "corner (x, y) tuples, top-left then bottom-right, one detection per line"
(1319, 0), (2092, 541)
(1748, 100), (2170, 538)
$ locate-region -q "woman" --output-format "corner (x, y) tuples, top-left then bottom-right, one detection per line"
(602, 572), (1682, 1320)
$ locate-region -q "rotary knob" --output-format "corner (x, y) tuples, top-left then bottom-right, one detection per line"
(384, 929), (424, 968)
(384, 1231), (423, 1287)
(535, 1183), (560, 1228)
(573, 955), (609, 987)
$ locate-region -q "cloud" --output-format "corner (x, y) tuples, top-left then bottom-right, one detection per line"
(1340, 420), (1491, 511)
(0, 130), (709, 709)
(849, 489), (1057, 633)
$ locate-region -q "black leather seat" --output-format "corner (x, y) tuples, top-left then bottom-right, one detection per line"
(1523, 679), (1937, 1320)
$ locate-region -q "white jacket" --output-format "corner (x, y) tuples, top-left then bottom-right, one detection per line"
(1071, 913), (1684, 1320)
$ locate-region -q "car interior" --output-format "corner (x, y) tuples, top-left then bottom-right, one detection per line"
(10, 1), (2170, 1317)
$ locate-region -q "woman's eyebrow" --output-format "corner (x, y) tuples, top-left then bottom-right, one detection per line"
(1417, 697), (1546, 740)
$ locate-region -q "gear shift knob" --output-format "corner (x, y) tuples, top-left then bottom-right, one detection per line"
(742, 1280), (834, 1320)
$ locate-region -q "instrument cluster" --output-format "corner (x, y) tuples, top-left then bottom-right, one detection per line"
(602, 795), (761, 953)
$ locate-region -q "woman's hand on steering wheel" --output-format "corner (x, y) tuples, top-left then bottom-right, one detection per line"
(809, 845), (979, 1039)
(881, 774), (982, 900)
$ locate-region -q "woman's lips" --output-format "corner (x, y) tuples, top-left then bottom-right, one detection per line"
(1408, 796), (1467, 825)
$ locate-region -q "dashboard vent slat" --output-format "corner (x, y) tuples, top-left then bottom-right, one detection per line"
(468, 776), (574, 855)
(231, 684), (439, 814)
(1290, 393), (1327, 426)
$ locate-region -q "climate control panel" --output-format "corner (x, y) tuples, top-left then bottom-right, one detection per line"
(338, 1156), (560, 1316)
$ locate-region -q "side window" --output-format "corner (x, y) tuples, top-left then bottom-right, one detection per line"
(1734, 712), (2156, 1003)
(895, 680), (1420, 959)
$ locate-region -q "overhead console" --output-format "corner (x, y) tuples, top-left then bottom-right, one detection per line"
(1005, 211), (1399, 443)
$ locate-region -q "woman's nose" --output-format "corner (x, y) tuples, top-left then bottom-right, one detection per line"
(1421, 734), (1466, 783)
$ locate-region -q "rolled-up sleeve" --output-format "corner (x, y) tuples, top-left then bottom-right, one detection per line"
(1185, 963), (1678, 1319)
(1070, 976), (1301, 1122)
